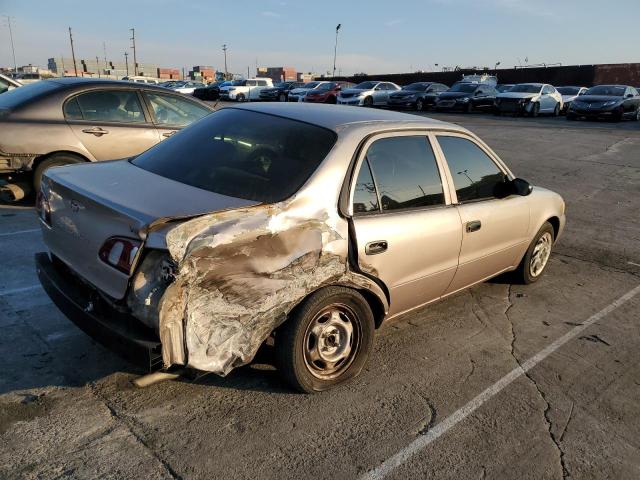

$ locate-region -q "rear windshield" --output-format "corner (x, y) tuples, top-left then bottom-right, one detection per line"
(132, 109), (337, 203)
(0, 80), (60, 109)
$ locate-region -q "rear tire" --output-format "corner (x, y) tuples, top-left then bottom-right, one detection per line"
(275, 286), (375, 393)
(33, 153), (85, 192)
(513, 222), (555, 284)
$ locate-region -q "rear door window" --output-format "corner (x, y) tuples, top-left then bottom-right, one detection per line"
(145, 92), (211, 126)
(71, 90), (146, 123)
(359, 136), (445, 212)
(437, 136), (506, 203)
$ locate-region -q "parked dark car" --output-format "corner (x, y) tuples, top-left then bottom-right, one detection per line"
(567, 85), (640, 121)
(259, 81), (305, 102)
(387, 82), (449, 111)
(303, 81), (354, 104)
(192, 81), (232, 101)
(435, 83), (497, 112)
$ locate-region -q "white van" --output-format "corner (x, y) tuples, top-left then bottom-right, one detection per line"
(219, 78), (273, 101)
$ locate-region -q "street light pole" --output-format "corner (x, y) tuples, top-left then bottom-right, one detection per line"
(130, 28), (137, 76)
(3, 16), (17, 73)
(68, 27), (78, 77)
(124, 51), (129, 77)
(222, 44), (228, 79)
(96, 56), (100, 78)
(332, 24), (341, 77)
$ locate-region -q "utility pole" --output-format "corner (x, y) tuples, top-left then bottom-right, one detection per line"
(222, 44), (228, 79)
(96, 56), (100, 78)
(3, 15), (17, 73)
(103, 42), (108, 70)
(130, 28), (137, 75)
(124, 51), (129, 77)
(68, 27), (78, 77)
(332, 24), (341, 77)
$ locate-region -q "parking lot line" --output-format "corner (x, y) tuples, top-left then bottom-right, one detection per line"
(0, 284), (42, 297)
(361, 283), (640, 480)
(0, 228), (40, 238)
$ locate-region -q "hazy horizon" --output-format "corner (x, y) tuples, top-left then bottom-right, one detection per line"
(2, 0), (638, 76)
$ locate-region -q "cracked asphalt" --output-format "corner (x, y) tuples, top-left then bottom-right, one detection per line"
(1, 109), (639, 479)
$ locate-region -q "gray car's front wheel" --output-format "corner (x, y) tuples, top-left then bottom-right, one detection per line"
(275, 286), (375, 393)
(513, 222), (555, 284)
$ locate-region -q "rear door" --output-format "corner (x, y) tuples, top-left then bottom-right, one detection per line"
(351, 132), (462, 316)
(142, 90), (212, 139)
(433, 134), (530, 294)
(64, 89), (159, 160)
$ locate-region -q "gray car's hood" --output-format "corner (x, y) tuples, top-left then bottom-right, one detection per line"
(497, 91), (540, 100)
(340, 88), (372, 95)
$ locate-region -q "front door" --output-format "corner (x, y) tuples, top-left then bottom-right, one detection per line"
(64, 89), (158, 160)
(434, 134), (530, 294)
(351, 133), (462, 316)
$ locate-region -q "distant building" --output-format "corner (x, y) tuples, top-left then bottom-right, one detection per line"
(189, 65), (216, 83)
(48, 56), (178, 80)
(297, 72), (316, 83)
(257, 66), (297, 83)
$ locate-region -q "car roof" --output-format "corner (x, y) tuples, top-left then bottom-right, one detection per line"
(231, 102), (460, 132)
(48, 77), (168, 91)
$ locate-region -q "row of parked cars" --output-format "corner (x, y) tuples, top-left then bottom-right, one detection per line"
(191, 74), (640, 122)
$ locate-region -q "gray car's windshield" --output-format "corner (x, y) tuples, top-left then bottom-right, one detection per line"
(354, 81), (377, 90)
(585, 86), (625, 96)
(0, 80), (60, 109)
(303, 82), (320, 89)
(403, 83), (429, 91)
(132, 109), (337, 203)
(510, 84), (542, 93)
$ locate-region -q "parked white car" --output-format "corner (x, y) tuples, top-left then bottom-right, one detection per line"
(337, 81), (401, 107)
(220, 78), (273, 101)
(172, 81), (206, 95)
(0, 73), (22, 94)
(123, 76), (161, 85)
(556, 86), (588, 113)
(287, 81), (330, 102)
(494, 83), (563, 117)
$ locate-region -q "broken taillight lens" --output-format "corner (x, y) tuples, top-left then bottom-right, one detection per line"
(36, 188), (51, 226)
(98, 237), (141, 274)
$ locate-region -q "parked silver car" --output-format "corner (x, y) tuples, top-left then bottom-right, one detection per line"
(556, 86), (588, 113)
(36, 103), (565, 392)
(337, 81), (400, 107)
(494, 83), (563, 116)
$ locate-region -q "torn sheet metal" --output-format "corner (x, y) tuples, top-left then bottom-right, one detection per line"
(156, 197), (382, 376)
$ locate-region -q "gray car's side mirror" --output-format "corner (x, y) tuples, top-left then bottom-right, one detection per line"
(512, 177), (533, 196)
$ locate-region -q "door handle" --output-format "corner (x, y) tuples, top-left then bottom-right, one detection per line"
(162, 131), (176, 138)
(466, 220), (482, 233)
(81, 127), (109, 136)
(365, 240), (388, 255)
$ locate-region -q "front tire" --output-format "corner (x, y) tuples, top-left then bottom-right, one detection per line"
(529, 102), (540, 117)
(513, 222), (555, 284)
(275, 286), (375, 393)
(363, 96), (374, 108)
(33, 153), (85, 192)
(236, 93), (246, 102)
(415, 98), (424, 111)
(279, 93), (286, 102)
(553, 103), (560, 116)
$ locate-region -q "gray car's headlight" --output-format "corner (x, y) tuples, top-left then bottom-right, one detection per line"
(457, 97), (470, 103)
(602, 100), (620, 107)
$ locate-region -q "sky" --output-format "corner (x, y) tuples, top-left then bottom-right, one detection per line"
(1, 0), (639, 76)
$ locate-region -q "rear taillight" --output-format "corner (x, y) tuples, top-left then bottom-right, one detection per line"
(98, 237), (141, 274)
(36, 188), (51, 226)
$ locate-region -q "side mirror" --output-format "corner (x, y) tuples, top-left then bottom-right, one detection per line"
(512, 177), (533, 196)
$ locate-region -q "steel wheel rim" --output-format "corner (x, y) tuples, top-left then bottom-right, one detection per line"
(303, 303), (361, 380)
(530, 232), (553, 277)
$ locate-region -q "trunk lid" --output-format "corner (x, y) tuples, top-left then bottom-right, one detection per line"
(41, 159), (259, 299)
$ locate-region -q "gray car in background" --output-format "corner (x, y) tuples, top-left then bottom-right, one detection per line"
(337, 81), (401, 107)
(0, 78), (213, 199)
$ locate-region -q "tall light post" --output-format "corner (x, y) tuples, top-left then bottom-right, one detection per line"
(130, 28), (137, 76)
(3, 15), (17, 73)
(68, 27), (78, 77)
(332, 24), (341, 77)
(222, 44), (228, 79)
(494, 61), (501, 74)
(124, 51), (129, 77)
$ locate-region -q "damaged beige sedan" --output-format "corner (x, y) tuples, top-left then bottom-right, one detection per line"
(35, 103), (565, 392)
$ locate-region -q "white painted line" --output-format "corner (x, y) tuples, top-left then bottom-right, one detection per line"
(628, 261), (640, 267)
(0, 228), (40, 238)
(361, 284), (640, 480)
(0, 284), (42, 297)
